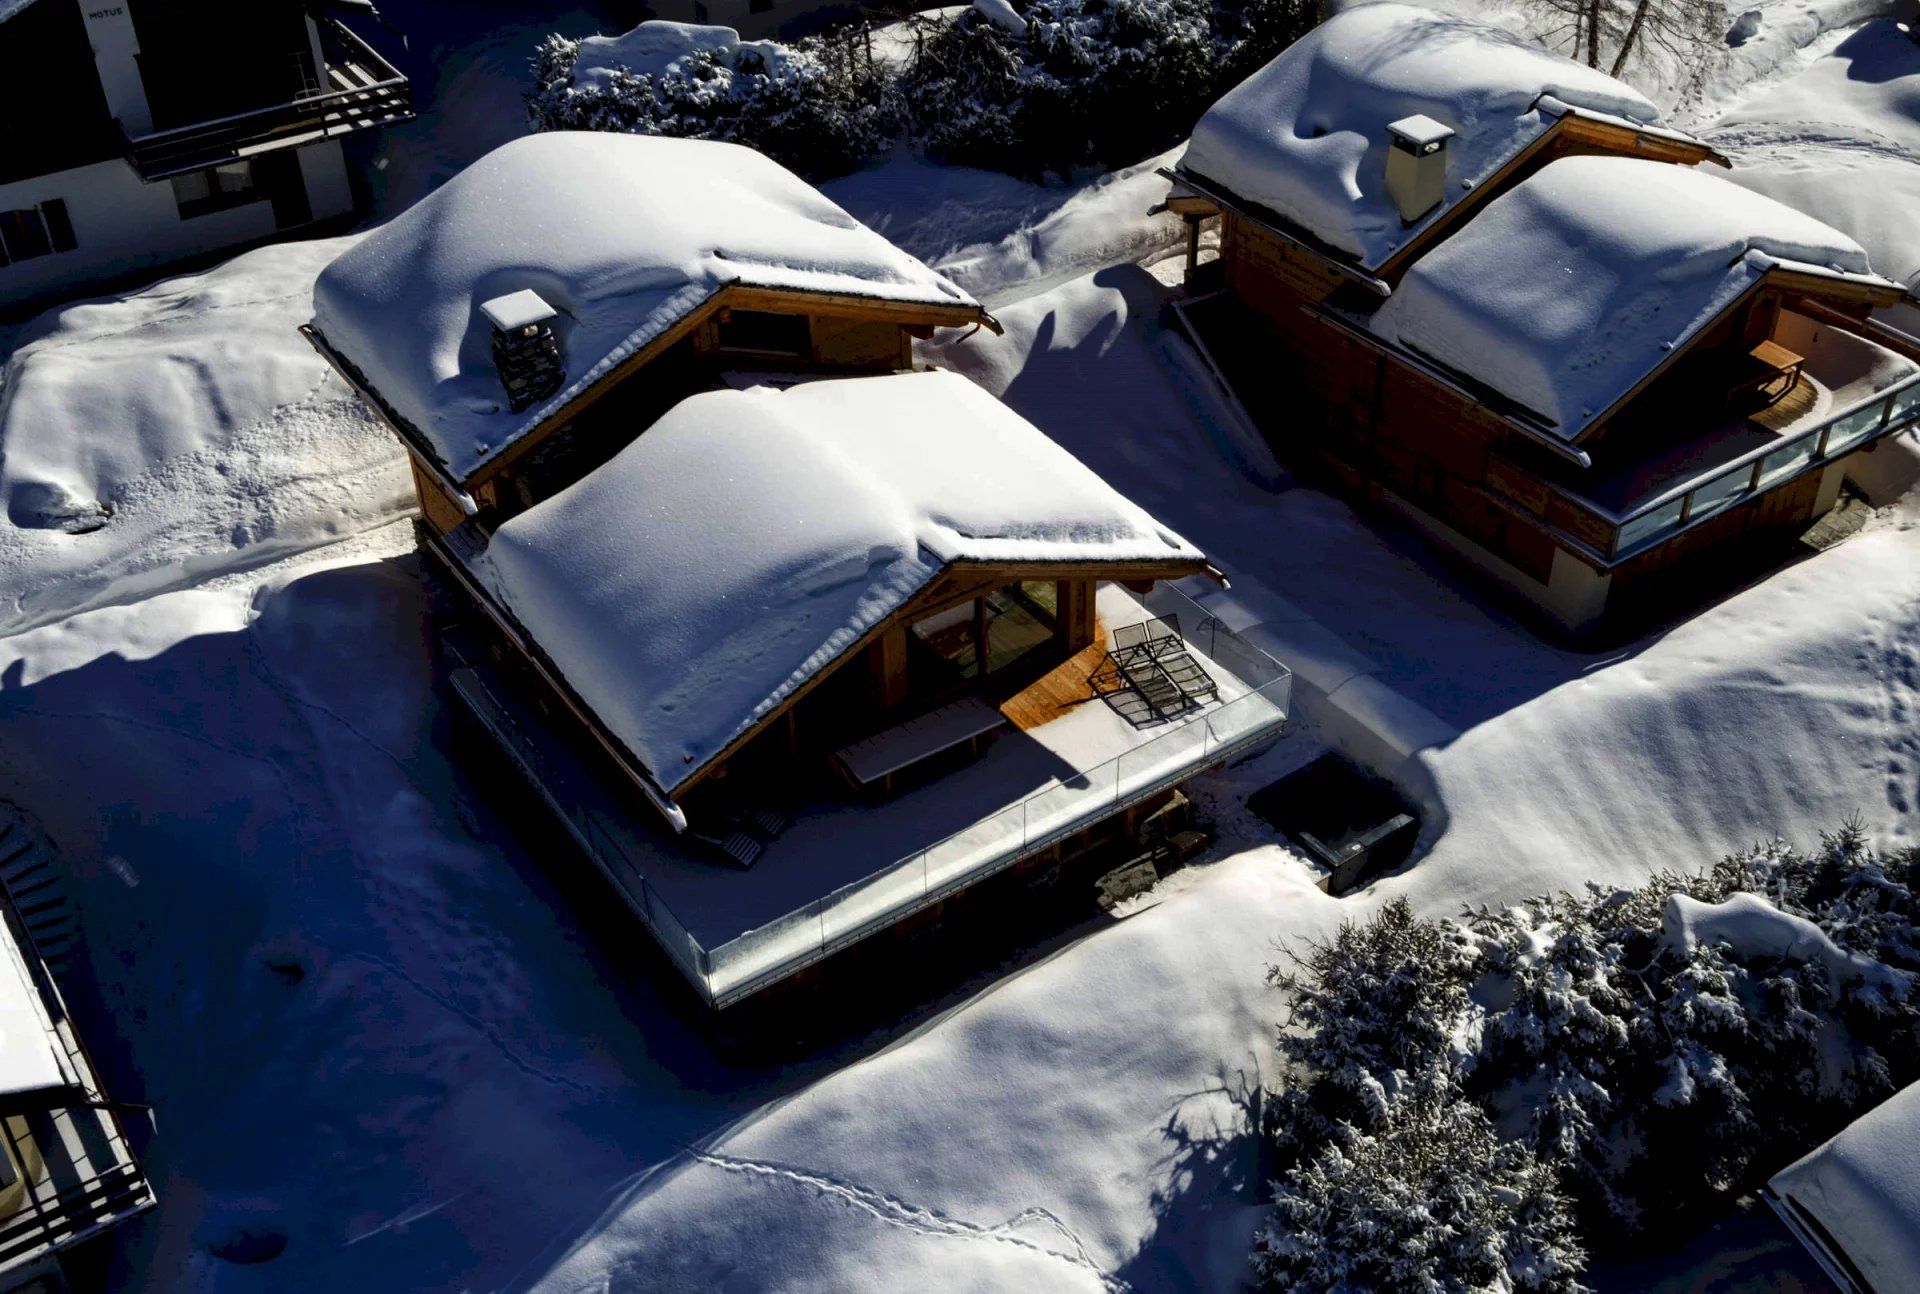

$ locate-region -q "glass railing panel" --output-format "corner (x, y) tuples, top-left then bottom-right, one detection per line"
(923, 799), (1028, 894)
(820, 852), (930, 947)
(1022, 766), (1116, 852)
(1683, 462), (1754, 524)
(1888, 380), (1920, 429)
(1755, 435), (1819, 491)
(1117, 717), (1210, 802)
(704, 901), (825, 1003)
(1616, 496), (1686, 554)
(1821, 398), (1889, 459)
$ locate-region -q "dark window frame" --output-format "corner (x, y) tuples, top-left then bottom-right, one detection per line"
(0, 200), (77, 267)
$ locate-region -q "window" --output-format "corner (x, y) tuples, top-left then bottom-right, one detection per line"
(908, 582), (1062, 700)
(984, 584), (1057, 675)
(171, 161), (260, 219)
(715, 309), (810, 357)
(0, 200), (74, 266)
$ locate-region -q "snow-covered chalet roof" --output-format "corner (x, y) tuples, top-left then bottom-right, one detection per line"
(1367, 156), (1896, 441)
(478, 370), (1207, 797)
(1181, 3), (1691, 271)
(1769, 1081), (1920, 1294)
(310, 132), (981, 484)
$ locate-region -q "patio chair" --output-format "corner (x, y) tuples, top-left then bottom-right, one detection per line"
(1109, 615), (1184, 664)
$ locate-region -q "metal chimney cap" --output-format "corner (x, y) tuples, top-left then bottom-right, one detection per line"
(481, 289), (559, 334)
(1388, 114), (1455, 149)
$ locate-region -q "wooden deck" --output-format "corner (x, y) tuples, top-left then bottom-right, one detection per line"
(1750, 372), (1820, 433)
(996, 624), (1108, 732)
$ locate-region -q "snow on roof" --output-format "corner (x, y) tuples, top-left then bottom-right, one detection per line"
(1770, 1081), (1920, 1293)
(0, 914), (65, 1099)
(1368, 156), (1891, 440)
(1181, 3), (1671, 270)
(310, 132), (979, 484)
(478, 370), (1204, 795)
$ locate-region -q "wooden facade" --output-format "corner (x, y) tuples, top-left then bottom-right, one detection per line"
(1178, 114), (1919, 631)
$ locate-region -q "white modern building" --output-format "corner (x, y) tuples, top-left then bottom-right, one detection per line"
(0, 0), (411, 309)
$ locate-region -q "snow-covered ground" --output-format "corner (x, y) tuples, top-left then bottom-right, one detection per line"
(0, 1), (1914, 1290)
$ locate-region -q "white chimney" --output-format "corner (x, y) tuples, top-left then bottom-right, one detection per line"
(1385, 115), (1455, 224)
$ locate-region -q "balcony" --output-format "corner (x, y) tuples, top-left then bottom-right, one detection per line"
(1540, 316), (1920, 564)
(0, 900), (152, 1280)
(122, 17), (413, 181)
(449, 582), (1293, 1009)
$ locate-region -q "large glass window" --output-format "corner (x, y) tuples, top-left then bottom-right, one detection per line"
(909, 601), (979, 696)
(715, 309), (810, 356)
(908, 582), (1062, 701)
(985, 584), (1057, 676)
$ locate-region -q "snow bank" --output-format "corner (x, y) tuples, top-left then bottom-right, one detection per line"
(1770, 1081), (1920, 1293)
(0, 238), (409, 634)
(1369, 155), (1886, 438)
(1709, 20), (1920, 314)
(309, 133), (977, 483)
(1662, 891), (1909, 993)
(1182, 2), (1666, 268)
(570, 21), (791, 89)
(479, 370), (1201, 793)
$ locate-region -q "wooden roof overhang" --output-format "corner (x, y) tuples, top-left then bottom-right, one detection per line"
(1173, 105), (1728, 289)
(1560, 263), (1912, 448)
(428, 526), (1220, 831)
(302, 281), (1000, 501)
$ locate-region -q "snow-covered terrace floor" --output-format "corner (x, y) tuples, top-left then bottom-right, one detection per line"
(454, 581), (1291, 1007)
(1577, 317), (1920, 517)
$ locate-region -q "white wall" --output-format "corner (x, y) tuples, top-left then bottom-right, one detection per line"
(0, 140), (352, 305)
(77, 1), (151, 135)
(298, 139), (354, 221)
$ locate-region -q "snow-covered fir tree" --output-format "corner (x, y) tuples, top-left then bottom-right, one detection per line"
(1258, 830), (1920, 1285)
(1254, 1092), (1588, 1294)
(899, 0), (1313, 176)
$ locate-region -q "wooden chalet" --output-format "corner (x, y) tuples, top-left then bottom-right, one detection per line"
(0, 0), (411, 309)
(1170, 4), (1920, 630)
(302, 131), (999, 537)
(420, 371), (1292, 1010)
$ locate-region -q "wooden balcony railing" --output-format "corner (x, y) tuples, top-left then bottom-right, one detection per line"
(121, 17), (412, 181)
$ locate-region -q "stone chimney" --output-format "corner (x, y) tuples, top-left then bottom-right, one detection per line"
(1385, 115), (1455, 224)
(481, 289), (566, 413)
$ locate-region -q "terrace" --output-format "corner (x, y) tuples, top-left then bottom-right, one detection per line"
(121, 16), (413, 181)
(1541, 314), (1920, 563)
(449, 582), (1292, 1009)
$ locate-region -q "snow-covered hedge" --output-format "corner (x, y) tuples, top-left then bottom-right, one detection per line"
(528, 0), (1313, 184)
(527, 23), (895, 179)
(1258, 826), (1920, 1290)
(901, 0), (1314, 176)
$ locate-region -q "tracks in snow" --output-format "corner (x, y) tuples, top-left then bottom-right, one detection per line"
(688, 1149), (1130, 1292)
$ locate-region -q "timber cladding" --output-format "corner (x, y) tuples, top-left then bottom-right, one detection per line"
(1222, 217), (1347, 324)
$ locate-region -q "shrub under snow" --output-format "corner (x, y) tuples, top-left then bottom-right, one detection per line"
(1257, 826), (1920, 1290)
(900, 0), (1314, 177)
(527, 22), (895, 180)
